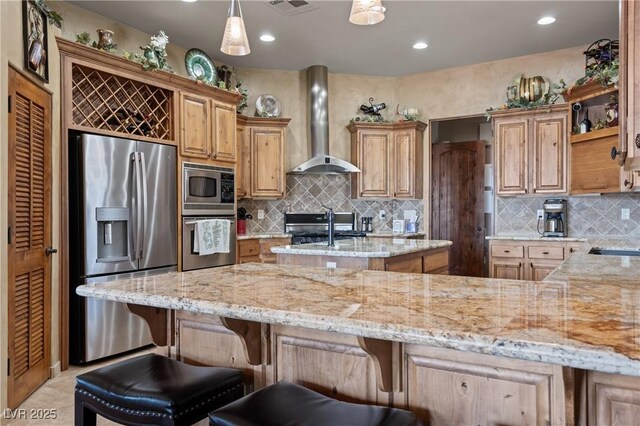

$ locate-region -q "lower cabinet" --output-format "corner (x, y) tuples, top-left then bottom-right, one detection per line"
(489, 240), (580, 281)
(403, 345), (568, 425)
(237, 238), (291, 264)
(588, 371), (640, 425)
(384, 247), (450, 274)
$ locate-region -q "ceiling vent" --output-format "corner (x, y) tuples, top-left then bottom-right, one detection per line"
(267, 0), (317, 16)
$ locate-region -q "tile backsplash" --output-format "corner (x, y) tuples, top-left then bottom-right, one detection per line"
(238, 174), (424, 233)
(496, 194), (640, 237)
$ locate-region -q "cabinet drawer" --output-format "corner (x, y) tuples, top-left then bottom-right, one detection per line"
(385, 257), (423, 274)
(528, 246), (564, 260)
(259, 238), (291, 256)
(490, 245), (524, 258)
(423, 250), (449, 272)
(238, 241), (260, 257)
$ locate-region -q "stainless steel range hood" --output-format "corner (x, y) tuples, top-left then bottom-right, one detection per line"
(288, 65), (360, 174)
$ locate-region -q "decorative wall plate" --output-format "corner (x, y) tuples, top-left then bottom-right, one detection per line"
(256, 94), (281, 118)
(185, 48), (217, 85)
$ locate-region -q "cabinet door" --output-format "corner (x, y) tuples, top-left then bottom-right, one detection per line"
(588, 371), (640, 426)
(495, 118), (528, 195)
(250, 128), (285, 198)
(624, 0), (640, 162)
(235, 124), (248, 198)
(179, 93), (211, 159)
(490, 258), (524, 280)
(212, 101), (236, 162)
(532, 113), (567, 193)
(528, 260), (561, 281)
(357, 130), (392, 198)
(385, 256), (423, 274)
(394, 130), (416, 198)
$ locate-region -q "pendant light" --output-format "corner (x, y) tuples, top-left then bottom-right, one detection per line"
(220, 0), (250, 56)
(349, 0), (386, 25)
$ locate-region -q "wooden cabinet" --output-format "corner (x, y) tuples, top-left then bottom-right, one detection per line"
(236, 123), (248, 198)
(403, 345), (567, 425)
(237, 116), (290, 199)
(489, 240), (575, 281)
(237, 237), (291, 264)
(588, 370), (640, 425)
(348, 121), (426, 199)
(179, 91), (237, 163)
(492, 106), (568, 196)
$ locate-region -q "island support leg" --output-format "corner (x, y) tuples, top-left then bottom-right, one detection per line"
(357, 337), (395, 392)
(126, 304), (174, 350)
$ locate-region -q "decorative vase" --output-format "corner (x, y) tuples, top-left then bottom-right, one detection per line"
(96, 29), (114, 51)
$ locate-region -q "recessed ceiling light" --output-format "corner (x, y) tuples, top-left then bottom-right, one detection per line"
(182, 0), (197, 2)
(260, 34), (275, 42)
(413, 42), (428, 50)
(537, 16), (556, 25)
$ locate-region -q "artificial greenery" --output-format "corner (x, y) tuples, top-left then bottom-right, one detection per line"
(33, 0), (63, 29)
(123, 31), (172, 72)
(350, 115), (390, 123)
(564, 59), (619, 95)
(75, 31), (118, 53)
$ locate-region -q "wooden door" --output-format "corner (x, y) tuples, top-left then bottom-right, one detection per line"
(7, 68), (52, 408)
(250, 127), (285, 198)
(179, 92), (211, 159)
(393, 130), (416, 198)
(495, 118), (528, 194)
(356, 130), (391, 198)
(212, 101), (236, 162)
(532, 113), (567, 193)
(431, 141), (485, 277)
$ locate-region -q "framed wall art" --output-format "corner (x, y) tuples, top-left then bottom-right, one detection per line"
(23, 0), (49, 83)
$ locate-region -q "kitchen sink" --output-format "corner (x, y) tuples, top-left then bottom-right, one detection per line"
(588, 247), (640, 257)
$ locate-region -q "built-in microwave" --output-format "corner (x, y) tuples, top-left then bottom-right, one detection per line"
(182, 162), (235, 216)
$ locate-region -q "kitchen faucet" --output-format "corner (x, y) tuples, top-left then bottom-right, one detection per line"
(322, 204), (335, 246)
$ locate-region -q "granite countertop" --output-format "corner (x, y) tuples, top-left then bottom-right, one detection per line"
(487, 235), (588, 242)
(77, 260), (640, 376)
(270, 237), (452, 258)
(237, 233), (291, 241)
(366, 231), (427, 238)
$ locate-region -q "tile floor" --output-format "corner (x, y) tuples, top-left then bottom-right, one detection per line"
(7, 347), (208, 426)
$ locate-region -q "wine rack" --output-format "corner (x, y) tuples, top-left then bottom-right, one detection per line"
(71, 64), (172, 141)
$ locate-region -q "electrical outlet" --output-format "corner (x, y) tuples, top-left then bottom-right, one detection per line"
(258, 209), (265, 220)
(621, 208), (630, 220)
(537, 209), (544, 219)
(326, 262), (337, 269)
(379, 210), (386, 220)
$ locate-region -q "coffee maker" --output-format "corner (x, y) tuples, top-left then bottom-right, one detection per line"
(542, 199), (567, 237)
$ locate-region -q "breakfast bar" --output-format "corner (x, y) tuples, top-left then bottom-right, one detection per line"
(76, 246), (640, 425)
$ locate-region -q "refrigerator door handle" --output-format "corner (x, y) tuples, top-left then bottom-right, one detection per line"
(133, 152), (143, 260)
(139, 151), (148, 259)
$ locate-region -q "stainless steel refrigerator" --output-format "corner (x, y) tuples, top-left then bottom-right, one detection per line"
(69, 132), (177, 363)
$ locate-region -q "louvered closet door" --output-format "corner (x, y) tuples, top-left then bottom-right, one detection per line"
(7, 67), (52, 409)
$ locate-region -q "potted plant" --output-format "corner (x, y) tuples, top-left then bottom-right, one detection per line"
(237, 207), (253, 235)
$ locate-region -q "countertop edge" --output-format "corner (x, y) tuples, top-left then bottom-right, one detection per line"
(76, 285), (639, 376)
(271, 240), (452, 258)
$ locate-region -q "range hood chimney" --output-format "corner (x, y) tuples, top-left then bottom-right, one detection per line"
(288, 65), (360, 174)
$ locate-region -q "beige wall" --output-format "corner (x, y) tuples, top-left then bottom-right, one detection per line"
(0, 0), (588, 412)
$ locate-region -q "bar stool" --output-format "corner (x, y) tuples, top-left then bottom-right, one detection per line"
(75, 353), (244, 426)
(208, 381), (416, 426)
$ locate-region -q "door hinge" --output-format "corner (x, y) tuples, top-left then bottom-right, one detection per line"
(7, 358), (10, 376)
(8, 95), (11, 113)
(8, 226), (11, 245)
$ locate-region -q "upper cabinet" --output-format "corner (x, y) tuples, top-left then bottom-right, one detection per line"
(620, 0), (640, 191)
(348, 121), (426, 199)
(492, 105), (568, 196)
(179, 91), (237, 163)
(237, 116), (291, 199)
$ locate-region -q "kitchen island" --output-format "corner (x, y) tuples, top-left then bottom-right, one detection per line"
(77, 248), (640, 426)
(273, 237), (452, 274)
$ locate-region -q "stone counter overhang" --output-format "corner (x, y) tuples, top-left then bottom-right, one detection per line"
(77, 251), (640, 377)
(271, 238), (452, 258)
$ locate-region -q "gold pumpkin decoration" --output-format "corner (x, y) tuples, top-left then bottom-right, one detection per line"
(506, 74), (551, 102)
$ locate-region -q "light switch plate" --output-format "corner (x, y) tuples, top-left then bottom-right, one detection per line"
(621, 208), (630, 220)
(258, 209), (265, 220)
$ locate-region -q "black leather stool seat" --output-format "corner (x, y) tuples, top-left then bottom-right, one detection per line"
(75, 354), (244, 426)
(208, 381), (416, 426)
